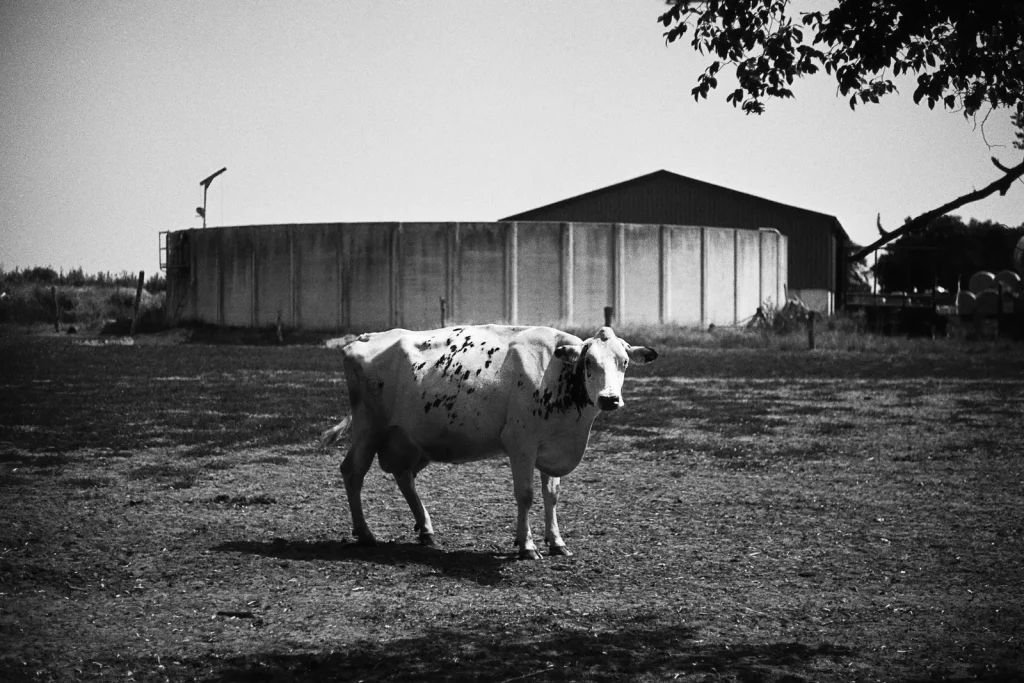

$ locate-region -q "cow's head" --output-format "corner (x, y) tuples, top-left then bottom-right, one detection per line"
(554, 327), (657, 411)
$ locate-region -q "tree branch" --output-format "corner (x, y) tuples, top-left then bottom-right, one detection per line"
(850, 155), (1024, 262)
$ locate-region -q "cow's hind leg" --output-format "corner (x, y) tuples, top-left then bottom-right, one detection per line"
(381, 426), (435, 545)
(340, 433), (378, 546)
(541, 473), (572, 557)
(395, 459), (434, 545)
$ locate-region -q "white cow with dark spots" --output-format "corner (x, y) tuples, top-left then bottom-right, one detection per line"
(320, 324), (657, 559)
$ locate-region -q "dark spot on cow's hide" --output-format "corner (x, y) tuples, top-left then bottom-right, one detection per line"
(531, 344), (592, 419)
(475, 369), (482, 376)
(485, 360), (491, 368)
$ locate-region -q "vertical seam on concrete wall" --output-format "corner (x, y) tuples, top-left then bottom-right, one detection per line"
(250, 243), (256, 328)
(614, 223), (625, 325)
(450, 223), (460, 325)
(508, 223), (518, 325)
(336, 224), (343, 331)
(700, 227), (708, 329)
(660, 225), (670, 324)
(391, 223), (401, 328)
(758, 230), (765, 309)
(562, 223), (574, 325)
(288, 229), (296, 328)
(733, 229), (739, 325)
(217, 240), (224, 327)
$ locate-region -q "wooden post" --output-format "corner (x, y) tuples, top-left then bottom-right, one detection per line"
(604, 306), (614, 327)
(51, 285), (59, 332)
(440, 297), (447, 328)
(130, 270), (145, 336)
(807, 313), (816, 350)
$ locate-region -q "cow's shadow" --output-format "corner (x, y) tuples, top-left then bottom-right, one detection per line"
(212, 538), (509, 586)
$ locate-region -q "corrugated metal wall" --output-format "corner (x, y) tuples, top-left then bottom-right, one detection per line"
(502, 170), (845, 294)
(164, 222), (787, 332)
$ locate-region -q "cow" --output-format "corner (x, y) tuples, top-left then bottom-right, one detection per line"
(320, 324), (657, 559)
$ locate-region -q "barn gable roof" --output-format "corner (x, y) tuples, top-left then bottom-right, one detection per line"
(500, 169), (850, 245)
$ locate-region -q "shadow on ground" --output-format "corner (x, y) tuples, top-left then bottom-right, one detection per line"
(213, 538), (509, 586)
(201, 621), (853, 682)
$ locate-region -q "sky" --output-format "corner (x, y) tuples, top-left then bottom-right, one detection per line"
(1, 0), (1022, 277)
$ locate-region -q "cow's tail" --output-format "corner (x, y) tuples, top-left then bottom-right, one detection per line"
(319, 415), (352, 449)
(324, 333), (370, 350)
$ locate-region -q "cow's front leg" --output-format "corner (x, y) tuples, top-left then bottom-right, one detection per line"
(508, 452), (541, 560)
(541, 473), (572, 557)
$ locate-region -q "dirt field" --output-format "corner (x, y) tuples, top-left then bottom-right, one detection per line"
(1, 330), (1023, 682)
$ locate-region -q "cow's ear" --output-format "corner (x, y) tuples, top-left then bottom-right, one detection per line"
(623, 342), (658, 364)
(554, 344), (583, 363)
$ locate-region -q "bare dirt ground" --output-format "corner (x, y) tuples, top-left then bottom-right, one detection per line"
(1, 331), (1023, 682)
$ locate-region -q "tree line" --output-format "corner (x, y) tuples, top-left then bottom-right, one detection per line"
(1, 266), (166, 293)
(852, 215), (1024, 294)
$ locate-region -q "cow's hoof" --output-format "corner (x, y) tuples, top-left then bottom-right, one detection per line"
(518, 547), (543, 561)
(355, 534), (378, 547)
(548, 544), (573, 557)
(419, 533), (435, 546)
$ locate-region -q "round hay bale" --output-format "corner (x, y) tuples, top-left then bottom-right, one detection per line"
(956, 290), (977, 316)
(995, 269), (1021, 295)
(969, 271), (995, 294)
(1015, 236), (1024, 276)
(975, 289), (1001, 317)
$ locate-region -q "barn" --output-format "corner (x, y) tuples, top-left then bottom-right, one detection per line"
(161, 218), (788, 332)
(502, 170), (850, 314)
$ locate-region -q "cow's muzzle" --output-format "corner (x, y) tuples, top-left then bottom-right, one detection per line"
(597, 394), (622, 411)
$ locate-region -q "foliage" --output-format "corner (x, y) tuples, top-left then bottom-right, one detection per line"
(1, 265), (165, 291)
(872, 214), (1024, 292)
(659, 0), (1024, 123)
(145, 271), (167, 294)
(0, 282), (166, 330)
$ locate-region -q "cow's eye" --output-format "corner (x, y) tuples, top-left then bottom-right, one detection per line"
(623, 359), (629, 369)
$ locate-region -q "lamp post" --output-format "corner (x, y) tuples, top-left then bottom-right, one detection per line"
(197, 167), (227, 228)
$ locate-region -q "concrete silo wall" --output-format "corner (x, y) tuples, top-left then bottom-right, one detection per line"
(164, 222), (787, 332)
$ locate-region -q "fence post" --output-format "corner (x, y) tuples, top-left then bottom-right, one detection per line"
(51, 285), (59, 332)
(130, 270), (145, 337)
(440, 297), (447, 328)
(807, 313), (816, 350)
(604, 306), (614, 327)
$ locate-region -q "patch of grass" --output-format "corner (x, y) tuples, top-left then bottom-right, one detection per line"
(64, 476), (113, 489)
(0, 472), (30, 487)
(127, 463), (198, 489)
(26, 453), (73, 468)
(253, 455), (290, 465)
(814, 420), (859, 435)
(212, 493), (276, 507)
(202, 460), (236, 471)
(0, 448), (27, 464)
